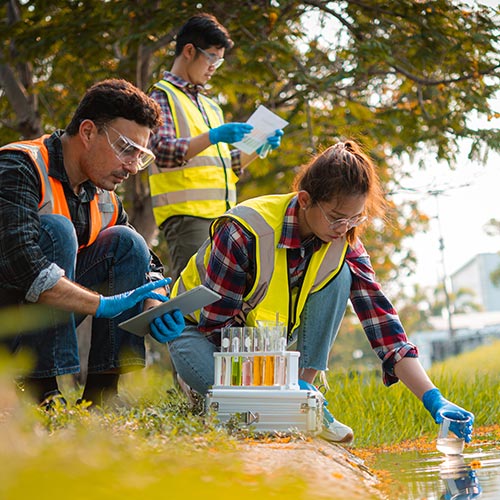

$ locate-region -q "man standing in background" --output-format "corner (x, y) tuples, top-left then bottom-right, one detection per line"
(148, 13), (283, 281)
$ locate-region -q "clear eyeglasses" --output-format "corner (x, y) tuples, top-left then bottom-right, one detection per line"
(104, 126), (155, 170)
(317, 202), (368, 230)
(195, 46), (224, 69)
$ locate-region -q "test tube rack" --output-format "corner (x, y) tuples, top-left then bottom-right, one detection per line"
(213, 350), (300, 390)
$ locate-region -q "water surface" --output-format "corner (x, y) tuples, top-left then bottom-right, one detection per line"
(372, 443), (500, 499)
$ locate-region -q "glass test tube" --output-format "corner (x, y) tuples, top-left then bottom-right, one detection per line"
(252, 327), (264, 386)
(230, 327), (242, 386)
(220, 327), (232, 386)
(263, 325), (276, 386)
(274, 330), (288, 386)
(241, 327), (254, 386)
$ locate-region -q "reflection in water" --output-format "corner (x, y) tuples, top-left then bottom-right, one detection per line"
(439, 455), (482, 499)
(371, 444), (500, 499)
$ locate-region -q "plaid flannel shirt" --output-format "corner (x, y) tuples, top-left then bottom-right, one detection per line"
(198, 195), (418, 385)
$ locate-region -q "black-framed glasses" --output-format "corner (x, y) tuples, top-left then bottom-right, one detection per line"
(195, 46), (224, 69)
(317, 202), (368, 230)
(103, 126), (155, 170)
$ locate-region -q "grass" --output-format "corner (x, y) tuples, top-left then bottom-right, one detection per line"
(0, 357), (314, 500)
(1, 339), (499, 498)
(323, 338), (500, 447)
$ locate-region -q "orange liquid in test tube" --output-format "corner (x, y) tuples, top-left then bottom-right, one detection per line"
(253, 355), (263, 385)
(264, 355), (275, 385)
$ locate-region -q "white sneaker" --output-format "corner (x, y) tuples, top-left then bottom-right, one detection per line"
(320, 408), (354, 443)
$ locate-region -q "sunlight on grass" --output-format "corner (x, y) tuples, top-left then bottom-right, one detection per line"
(0, 357), (314, 499)
(1, 339), (499, 498)
(323, 339), (500, 448)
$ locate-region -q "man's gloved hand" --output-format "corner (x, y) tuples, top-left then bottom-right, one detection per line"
(95, 277), (171, 319)
(266, 129), (284, 150)
(149, 309), (185, 343)
(423, 388), (474, 442)
(256, 129), (284, 158)
(209, 123), (253, 144)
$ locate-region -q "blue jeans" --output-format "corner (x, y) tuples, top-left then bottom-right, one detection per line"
(168, 263), (352, 394)
(7, 214), (153, 378)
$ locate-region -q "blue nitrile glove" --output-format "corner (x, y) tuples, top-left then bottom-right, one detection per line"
(149, 309), (185, 343)
(266, 129), (284, 150)
(443, 470), (482, 500)
(95, 277), (171, 319)
(256, 129), (283, 158)
(209, 123), (253, 144)
(422, 388), (474, 442)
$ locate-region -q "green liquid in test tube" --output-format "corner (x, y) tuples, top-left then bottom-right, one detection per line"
(230, 329), (242, 386)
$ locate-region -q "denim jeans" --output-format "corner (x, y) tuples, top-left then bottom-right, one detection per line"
(7, 214), (153, 377)
(168, 262), (352, 394)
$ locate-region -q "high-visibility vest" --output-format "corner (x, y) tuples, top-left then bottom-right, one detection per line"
(1, 136), (119, 250)
(173, 193), (348, 332)
(148, 80), (237, 226)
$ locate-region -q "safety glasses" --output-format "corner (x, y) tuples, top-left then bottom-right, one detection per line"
(104, 126), (155, 170)
(317, 202), (368, 230)
(195, 46), (224, 69)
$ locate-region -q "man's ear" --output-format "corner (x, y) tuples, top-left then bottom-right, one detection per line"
(182, 43), (196, 61)
(79, 119), (95, 147)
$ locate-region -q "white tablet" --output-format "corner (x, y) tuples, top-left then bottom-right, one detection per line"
(118, 285), (221, 337)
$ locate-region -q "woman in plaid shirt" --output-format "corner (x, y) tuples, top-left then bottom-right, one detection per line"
(160, 139), (474, 444)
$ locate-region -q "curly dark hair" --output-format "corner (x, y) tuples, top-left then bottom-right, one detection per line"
(65, 79), (162, 135)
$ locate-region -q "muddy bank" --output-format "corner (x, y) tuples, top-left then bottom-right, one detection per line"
(236, 437), (385, 499)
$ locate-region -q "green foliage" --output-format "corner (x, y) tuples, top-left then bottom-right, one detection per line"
(2, 0), (499, 284)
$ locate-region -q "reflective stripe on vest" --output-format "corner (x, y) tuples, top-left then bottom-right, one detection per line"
(173, 193), (348, 332)
(148, 80), (237, 226)
(0, 138), (119, 250)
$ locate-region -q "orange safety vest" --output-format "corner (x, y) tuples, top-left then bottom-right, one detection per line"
(1, 136), (119, 250)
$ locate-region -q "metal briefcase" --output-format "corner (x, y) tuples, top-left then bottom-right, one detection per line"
(206, 340), (323, 435)
(206, 387), (323, 434)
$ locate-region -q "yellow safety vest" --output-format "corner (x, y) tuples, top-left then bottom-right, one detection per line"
(173, 193), (348, 333)
(1, 136), (119, 250)
(148, 80), (237, 226)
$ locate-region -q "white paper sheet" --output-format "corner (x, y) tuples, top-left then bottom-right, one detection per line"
(232, 105), (289, 154)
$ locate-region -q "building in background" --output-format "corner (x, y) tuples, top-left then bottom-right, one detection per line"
(451, 252), (500, 312)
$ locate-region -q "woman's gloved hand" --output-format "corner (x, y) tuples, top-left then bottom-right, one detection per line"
(209, 123), (253, 144)
(423, 388), (474, 442)
(95, 277), (171, 319)
(149, 309), (185, 343)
